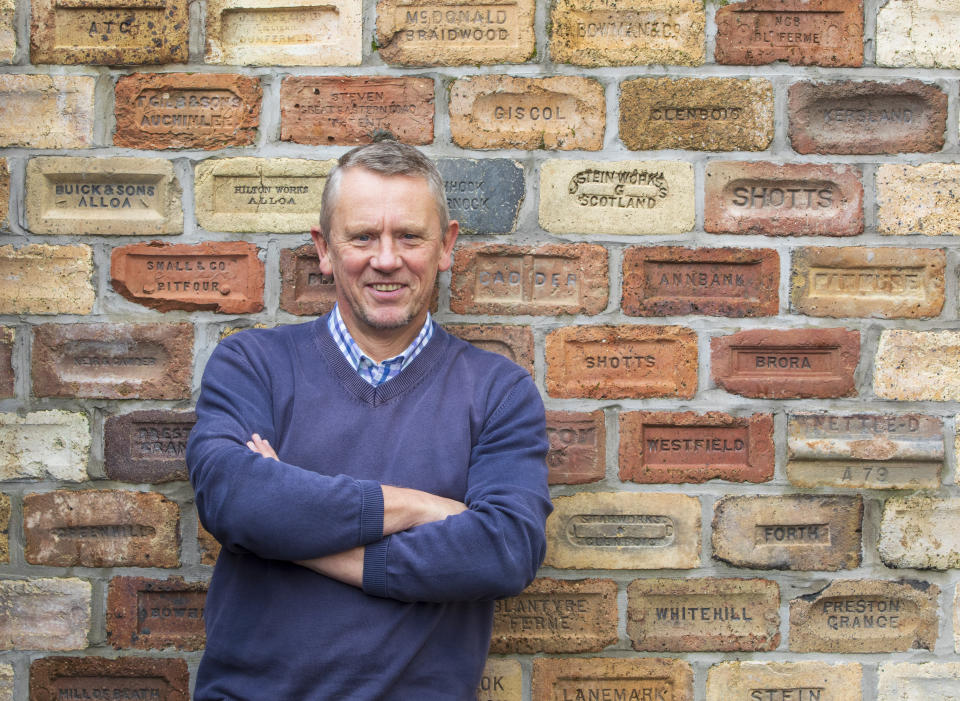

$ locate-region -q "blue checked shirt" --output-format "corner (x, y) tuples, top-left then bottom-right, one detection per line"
(328, 304), (434, 387)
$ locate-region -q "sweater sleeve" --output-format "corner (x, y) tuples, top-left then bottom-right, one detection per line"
(187, 336), (385, 561)
(361, 374), (552, 602)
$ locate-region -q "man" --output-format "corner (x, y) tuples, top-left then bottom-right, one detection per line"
(187, 141), (552, 700)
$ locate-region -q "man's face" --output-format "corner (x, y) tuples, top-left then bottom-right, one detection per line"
(312, 167), (458, 345)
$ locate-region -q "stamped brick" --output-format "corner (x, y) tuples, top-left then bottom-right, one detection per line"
(878, 662), (960, 700)
(787, 413), (942, 489)
(450, 76), (604, 151)
(490, 578), (617, 653)
(877, 163), (960, 236)
(376, 0), (534, 65)
(451, 243), (607, 316)
(789, 80), (946, 154)
(0, 75), (94, 148)
(115, 73), (261, 150)
(0, 159), (8, 228)
(26, 157), (182, 236)
(0, 494), (7, 563)
(104, 410), (195, 483)
(790, 579), (938, 653)
(0, 328), (12, 399)
(24, 490), (180, 568)
(620, 78), (772, 151)
(438, 159), (524, 235)
(32, 323), (193, 400)
(476, 659), (521, 701)
(880, 496), (960, 569)
(715, 0), (863, 66)
(713, 494), (862, 571)
(444, 324), (533, 375)
(279, 244), (336, 316)
(545, 492), (700, 570)
(623, 246), (779, 317)
(620, 411), (774, 484)
(30, 657), (188, 701)
(206, 0), (360, 65)
(198, 522), (220, 565)
(546, 325), (697, 399)
(707, 661), (862, 701)
(550, 0), (704, 66)
(107, 576), (207, 650)
(533, 658), (692, 701)
(0, 411), (89, 482)
(705, 161), (863, 237)
(0, 245), (93, 314)
(545, 410), (605, 485)
(711, 328), (860, 399)
(875, 330), (960, 400)
(628, 577), (780, 652)
(791, 246), (944, 318)
(195, 157), (335, 233)
(0, 578), (90, 650)
(878, 0), (960, 68)
(0, 0), (13, 63)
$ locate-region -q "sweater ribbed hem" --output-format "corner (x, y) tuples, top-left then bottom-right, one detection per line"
(358, 480), (384, 544)
(362, 538), (389, 598)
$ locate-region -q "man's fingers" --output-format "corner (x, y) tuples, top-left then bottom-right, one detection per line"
(247, 434), (279, 460)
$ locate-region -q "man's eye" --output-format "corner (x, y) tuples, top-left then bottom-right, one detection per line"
(354, 234), (372, 242)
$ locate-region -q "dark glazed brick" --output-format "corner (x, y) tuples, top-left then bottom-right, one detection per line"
(104, 410), (196, 483)
(545, 410), (605, 485)
(30, 656), (188, 701)
(437, 159), (524, 235)
(444, 324), (534, 375)
(107, 576), (208, 650)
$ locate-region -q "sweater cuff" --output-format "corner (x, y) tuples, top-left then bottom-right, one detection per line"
(362, 537), (389, 598)
(358, 480), (384, 544)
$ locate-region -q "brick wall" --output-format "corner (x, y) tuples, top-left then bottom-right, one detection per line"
(1, 0), (960, 698)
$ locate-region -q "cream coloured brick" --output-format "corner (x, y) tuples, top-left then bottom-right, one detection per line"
(0, 578), (90, 650)
(877, 0), (960, 68)
(877, 662), (960, 700)
(707, 661), (862, 701)
(878, 163), (960, 236)
(879, 495), (960, 569)
(0, 411), (89, 482)
(0, 664), (10, 701)
(0, 76), (94, 148)
(875, 331), (960, 401)
(476, 659), (521, 701)
(0, 0), (12, 63)
(0, 245), (93, 315)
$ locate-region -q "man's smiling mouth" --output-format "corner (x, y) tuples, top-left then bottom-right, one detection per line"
(370, 283), (404, 292)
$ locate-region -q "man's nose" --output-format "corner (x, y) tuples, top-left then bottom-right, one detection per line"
(371, 235), (402, 271)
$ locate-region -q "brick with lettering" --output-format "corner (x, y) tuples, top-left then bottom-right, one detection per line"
(26, 157), (182, 236)
(545, 410), (605, 485)
(877, 163), (960, 236)
(787, 413), (942, 490)
(878, 662), (960, 700)
(279, 244), (336, 316)
(791, 246), (944, 319)
(619, 411), (774, 484)
(713, 495), (862, 571)
(706, 661), (862, 701)
(0, 664), (9, 701)
(874, 331), (960, 401)
(878, 0), (960, 68)
(533, 658), (693, 701)
(491, 578), (617, 653)
(0, 0), (12, 63)
(24, 490), (179, 568)
(628, 577), (780, 652)
(546, 325), (697, 399)
(0, 159), (8, 228)
(107, 576), (207, 650)
(0, 493), (7, 563)
(620, 78), (772, 151)
(30, 657), (188, 701)
(622, 246), (779, 317)
(879, 496), (960, 569)
(450, 76), (604, 150)
(32, 323), (192, 400)
(476, 659), (520, 701)
(0, 76), (94, 148)
(545, 492), (700, 570)
(705, 161), (863, 237)
(437, 159), (524, 235)
(115, 73), (261, 150)
(540, 160), (694, 236)
(198, 522), (221, 565)
(104, 410), (196, 483)
(790, 579), (938, 653)
(0, 245), (93, 315)
(444, 325), (533, 375)
(450, 243), (607, 316)
(0, 411), (89, 482)
(0, 578), (90, 650)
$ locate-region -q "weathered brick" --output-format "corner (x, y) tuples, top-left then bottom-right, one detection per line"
(114, 73), (261, 150)
(26, 157), (183, 236)
(279, 244), (336, 316)
(450, 76), (604, 151)
(619, 411), (774, 484)
(0, 159), (8, 228)
(32, 323), (192, 400)
(444, 324), (533, 375)
(437, 159), (524, 235)
(533, 658), (692, 701)
(545, 492), (700, 570)
(787, 413), (942, 489)
(545, 410), (605, 485)
(0, 0), (13, 63)
(791, 246), (944, 318)
(627, 577), (780, 652)
(789, 579), (938, 653)
(0, 493), (7, 563)
(104, 410), (195, 483)
(715, 0), (863, 66)
(546, 325), (697, 399)
(878, 0), (960, 68)
(707, 662), (862, 701)
(877, 163), (960, 235)
(195, 157), (335, 233)
(0, 664), (10, 701)
(879, 496), (960, 569)
(476, 659), (521, 701)
(877, 662), (960, 700)
(0, 245), (93, 314)
(198, 522), (220, 565)
(0, 578), (90, 650)
(206, 0), (360, 65)
(711, 328), (860, 399)
(622, 246), (779, 317)
(875, 330), (960, 400)
(490, 578), (617, 653)
(0, 76), (94, 148)
(450, 243), (607, 316)
(0, 327), (12, 399)
(712, 495), (862, 571)
(30, 657), (188, 701)
(705, 161), (863, 237)
(111, 241), (264, 314)
(0, 411), (89, 482)
(107, 576), (207, 650)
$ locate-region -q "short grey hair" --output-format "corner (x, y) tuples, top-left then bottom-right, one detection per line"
(318, 141), (449, 238)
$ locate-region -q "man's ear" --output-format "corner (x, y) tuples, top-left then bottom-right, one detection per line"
(311, 227), (334, 276)
(437, 220), (459, 272)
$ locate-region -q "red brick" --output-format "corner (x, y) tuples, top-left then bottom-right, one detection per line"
(444, 325), (533, 375)
(0, 326), (12, 398)
(622, 246), (779, 317)
(104, 410), (195, 483)
(281, 76), (434, 146)
(715, 0), (863, 67)
(711, 328), (860, 399)
(30, 656), (188, 701)
(619, 411), (774, 484)
(114, 73), (261, 150)
(32, 323), (192, 400)
(451, 243), (608, 316)
(279, 244), (337, 316)
(107, 576), (207, 650)
(533, 658), (693, 701)
(546, 325), (697, 399)
(545, 410), (605, 484)
(198, 522), (220, 566)
(23, 490), (180, 568)
(705, 161), (863, 237)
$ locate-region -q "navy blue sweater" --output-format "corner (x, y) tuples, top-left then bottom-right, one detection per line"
(187, 317), (552, 700)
